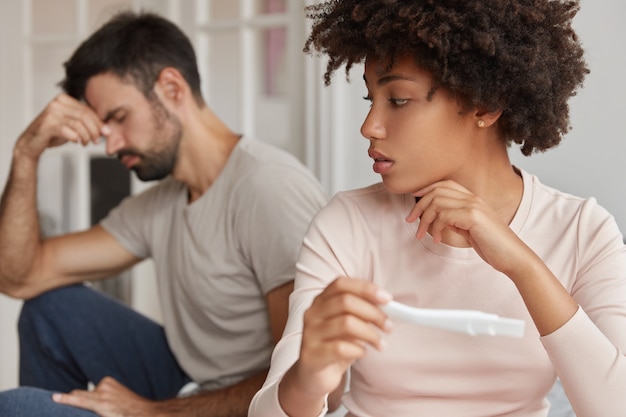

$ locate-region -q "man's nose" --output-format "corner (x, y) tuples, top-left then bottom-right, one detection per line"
(104, 128), (124, 156)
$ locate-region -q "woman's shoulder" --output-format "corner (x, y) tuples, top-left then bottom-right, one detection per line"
(522, 169), (605, 216)
(316, 182), (405, 224)
(519, 168), (617, 239)
(332, 182), (394, 204)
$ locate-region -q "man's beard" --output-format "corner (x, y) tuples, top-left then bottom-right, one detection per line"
(119, 99), (183, 182)
(131, 145), (178, 181)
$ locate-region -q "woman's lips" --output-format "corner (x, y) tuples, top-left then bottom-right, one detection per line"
(373, 159), (394, 174)
(369, 150), (394, 174)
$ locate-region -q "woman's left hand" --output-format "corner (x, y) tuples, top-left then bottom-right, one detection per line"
(406, 180), (531, 276)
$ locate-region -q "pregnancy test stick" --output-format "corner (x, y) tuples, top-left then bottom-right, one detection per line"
(382, 300), (525, 338)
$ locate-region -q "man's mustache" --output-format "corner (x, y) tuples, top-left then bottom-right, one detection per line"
(117, 150), (142, 160)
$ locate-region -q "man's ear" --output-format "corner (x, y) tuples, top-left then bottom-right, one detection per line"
(153, 67), (187, 105)
(474, 107), (503, 128)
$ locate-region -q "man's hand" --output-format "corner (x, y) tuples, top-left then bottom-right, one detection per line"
(52, 377), (157, 417)
(16, 93), (108, 161)
(52, 371), (269, 417)
(0, 94), (114, 298)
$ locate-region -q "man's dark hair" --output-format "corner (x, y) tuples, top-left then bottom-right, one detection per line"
(61, 10), (203, 105)
(304, 0), (589, 155)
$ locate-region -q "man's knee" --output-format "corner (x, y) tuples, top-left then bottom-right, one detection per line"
(0, 387), (56, 416)
(18, 285), (89, 338)
(0, 387), (97, 417)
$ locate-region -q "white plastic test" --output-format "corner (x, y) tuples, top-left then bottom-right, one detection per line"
(381, 300), (525, 338)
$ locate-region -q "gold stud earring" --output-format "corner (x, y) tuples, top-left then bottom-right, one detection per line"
(477, 119), (486, 128)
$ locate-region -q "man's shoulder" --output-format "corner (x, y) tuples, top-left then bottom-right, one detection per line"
(230, 138), (324, 191)
(234, 137), (305, 171)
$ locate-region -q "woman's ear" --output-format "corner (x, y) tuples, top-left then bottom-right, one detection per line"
(474, 107), (503, 128)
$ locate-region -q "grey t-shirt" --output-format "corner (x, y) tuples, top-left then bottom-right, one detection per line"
(100, 137), (328, 389)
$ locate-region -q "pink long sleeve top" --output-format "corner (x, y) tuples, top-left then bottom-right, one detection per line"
(249, 169), (626, 417)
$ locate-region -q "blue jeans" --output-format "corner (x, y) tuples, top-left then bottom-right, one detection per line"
(0, 284), (191, 416)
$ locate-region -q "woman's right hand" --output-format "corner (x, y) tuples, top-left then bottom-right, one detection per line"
(279, 277), (392, 416)
(15, 93), (107, 160)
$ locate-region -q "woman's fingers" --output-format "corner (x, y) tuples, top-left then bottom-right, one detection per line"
(306, 306), (389, 351)
(301, 277), (393, 367)
(294, 277), (393, 398)
(308, 279), (391, 329)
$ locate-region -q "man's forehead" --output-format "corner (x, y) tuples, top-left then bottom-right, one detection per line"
(84, 73), (140, 118)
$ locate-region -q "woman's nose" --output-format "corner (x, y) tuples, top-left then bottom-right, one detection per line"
(360, 107), (385, 141)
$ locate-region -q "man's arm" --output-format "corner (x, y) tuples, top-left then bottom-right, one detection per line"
(0, 94), (140, 299)
(152, 370), (271, 417)
(54, 370), (270, 417)
(159, 281), (294, 416)
(0, 146), (42, 296)
(158, 280), (294, 416)
(12, 226), (142, 299)
(54, 281), (295, 417)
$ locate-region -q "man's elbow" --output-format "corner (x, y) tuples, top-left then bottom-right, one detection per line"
(0, 273), (45, 300)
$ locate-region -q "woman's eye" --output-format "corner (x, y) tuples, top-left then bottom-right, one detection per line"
(389, 98), (409, 106)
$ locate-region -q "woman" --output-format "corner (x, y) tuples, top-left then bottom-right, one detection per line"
(249, 1), (626, 416)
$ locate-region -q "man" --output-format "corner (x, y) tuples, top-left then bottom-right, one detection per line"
(0, 11), (327, 417)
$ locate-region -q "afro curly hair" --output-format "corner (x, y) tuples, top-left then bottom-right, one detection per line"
(304, 0), (589, 156)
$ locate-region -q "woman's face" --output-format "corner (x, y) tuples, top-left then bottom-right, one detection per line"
(361, 55), (477, 194)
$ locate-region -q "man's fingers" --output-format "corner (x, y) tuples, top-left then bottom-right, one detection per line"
(52, 390), (96, 409)
(47, 94), (104, 145)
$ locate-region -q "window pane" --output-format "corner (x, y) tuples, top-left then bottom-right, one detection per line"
(88, 0), (134, 32)
(255, 96), (289, 146)
(32, 0), (77, 36)
(134, 0), (169, 15)
(206, 31), (241, 131)
(208, 1), (240, 20)
(32, 44), (74, 113)
(255, 26), (289, 147)
(255, 0), (287, 14)
(259, 26), (287, 97)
